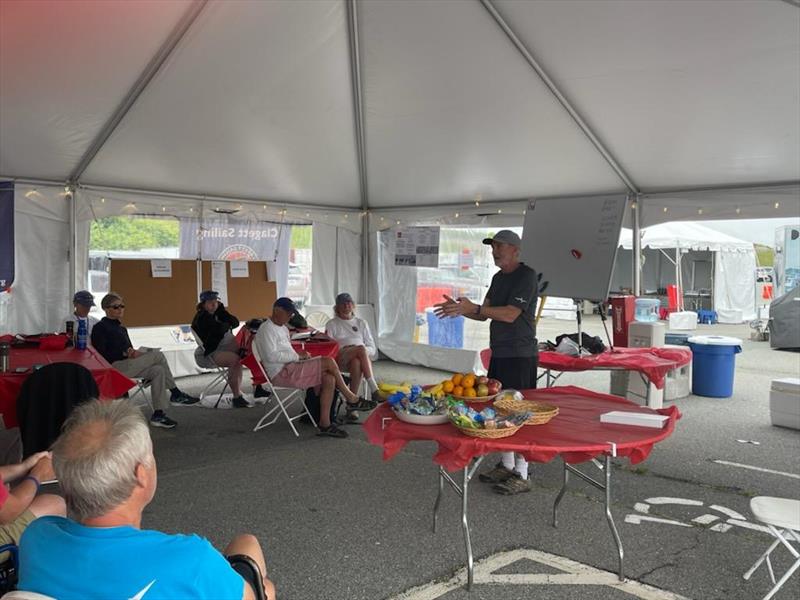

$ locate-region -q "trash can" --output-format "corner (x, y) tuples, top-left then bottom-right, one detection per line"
(426, 309), (464, 349)
(687, 335), (742, 398)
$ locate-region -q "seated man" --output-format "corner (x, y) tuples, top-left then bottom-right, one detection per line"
(64, 290), (99, 336)
(253, 297), (375, 439)
(1, 451), (65, 558)
(325, 293), (380, 411)
(18, 399), (276, 599)
(91, 292), (199, 429)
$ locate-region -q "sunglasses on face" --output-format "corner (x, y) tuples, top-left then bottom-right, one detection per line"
(109, 304), (125, 310)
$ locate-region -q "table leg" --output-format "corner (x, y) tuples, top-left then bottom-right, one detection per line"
(461, 465), (474, 589)
(551, 455), (625, 581)
(432, 467), (444, 533)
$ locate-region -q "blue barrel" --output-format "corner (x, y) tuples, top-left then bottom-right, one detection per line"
(687, 335), (742, 398)
(426, 310), (464, 349)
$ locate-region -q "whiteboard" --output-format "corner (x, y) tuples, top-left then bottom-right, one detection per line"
(519, 195), (627, 301)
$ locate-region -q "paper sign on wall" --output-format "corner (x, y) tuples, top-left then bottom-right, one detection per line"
(230, 261), (249, 278)
(393, 226), (440, 268)
(150, 259), (172, 278)
(211, 261), (228, 305)
(266, 261), (278, 281)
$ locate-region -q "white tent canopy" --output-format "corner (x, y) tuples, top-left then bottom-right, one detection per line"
(617, 222), (758, 322)
(1, 0), (798, 353)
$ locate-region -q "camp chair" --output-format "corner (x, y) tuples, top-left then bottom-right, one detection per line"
(127, 378), (154, 411)
(191, 329), (231, 408)
(743, 496), (800, 600)
(250, 342), (317, 436)
(0, 543), (19, 593)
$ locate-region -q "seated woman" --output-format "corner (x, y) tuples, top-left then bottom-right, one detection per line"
(191, 290), (249, 408)
(253, 297), (376, 439)
(325, 293), (379, 407)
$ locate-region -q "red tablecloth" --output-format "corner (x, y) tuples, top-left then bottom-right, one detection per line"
(235, 328), (340, 385)
(364, 385), (680, 471)
(0, 346), (136, 428)
(481, 347), (692, 389)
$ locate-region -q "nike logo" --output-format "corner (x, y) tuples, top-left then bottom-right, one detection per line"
(129, 580), (156, 600)
(514, 297), (527, 303)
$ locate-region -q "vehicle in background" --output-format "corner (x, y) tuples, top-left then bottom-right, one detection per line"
(287, 263), (311, 308)
(416, 266), (488, 314)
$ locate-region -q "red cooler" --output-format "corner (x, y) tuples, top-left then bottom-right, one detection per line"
(609, 295), (635, 347)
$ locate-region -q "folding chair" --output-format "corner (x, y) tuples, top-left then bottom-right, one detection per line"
(305, 311), (330, 331)
(128, 378), (153, 411)
(191, 329), (231, 408)
(250, 342), (316, 436)
(743, 496), (800, 600)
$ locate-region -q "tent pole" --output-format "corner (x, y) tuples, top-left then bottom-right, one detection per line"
(69, 185), (77, 299)
(632, 195), (641, 297)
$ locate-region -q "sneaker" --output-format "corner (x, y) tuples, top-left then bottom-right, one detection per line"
(492, 474), (531, 495)
(150, 412), (177, 429)
(232, 395), (252, 408)
(316, 424), (349, 438)
(170, 391), (200, 406)
(253, 385), (272, 399)
(478, 463), (515, 484)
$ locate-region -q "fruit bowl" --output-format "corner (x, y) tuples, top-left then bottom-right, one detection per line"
(450, 392), (500, 403)
(393, 410), (450, 425)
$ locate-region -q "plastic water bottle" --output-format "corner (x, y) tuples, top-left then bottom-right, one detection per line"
(76, 317), (88, 350)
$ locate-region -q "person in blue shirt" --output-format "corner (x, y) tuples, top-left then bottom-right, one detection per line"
(18, 399), (276, 600)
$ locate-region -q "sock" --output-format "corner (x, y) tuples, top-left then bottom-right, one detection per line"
(169, 387), (180, 398)
(367, 377), (379, 393)
(501, 452), (515, 471)
(152, 410), (163, 418)
(514, 455), (529, 480)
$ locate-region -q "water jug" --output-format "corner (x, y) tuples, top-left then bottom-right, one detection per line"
(634, 298), (660, 322)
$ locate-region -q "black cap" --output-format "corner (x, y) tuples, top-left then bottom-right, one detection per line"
(273, 297), (297, 314)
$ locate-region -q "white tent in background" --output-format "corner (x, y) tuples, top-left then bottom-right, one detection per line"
(618, 223), (757, 323)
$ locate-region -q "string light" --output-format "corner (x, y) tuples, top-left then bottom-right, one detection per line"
(775, 202), (780, 209)
(631, 201), (637, 209)
(100, 197), (105, 203)
(663, 207), (668, 213)
(523, 209), (526, 215)
(189, 207), (194, 213)
(735, 207), (741, 215)
(698, 208), (703, 215)
(497, 208), (502, 214)
(161, 206), (166, 212)
(344, 213), (349, 219)
(263, 204), (267, 210)
(454, 212), (459, 218)
(305, 212), (310, 218)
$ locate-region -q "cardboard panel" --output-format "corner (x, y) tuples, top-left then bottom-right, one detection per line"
(201, 261), (276, 322)
(109, 259), (198, 327)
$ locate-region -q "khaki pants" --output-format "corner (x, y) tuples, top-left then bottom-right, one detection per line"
(113, 351), (176, 411)
(0, 509), (35, 560)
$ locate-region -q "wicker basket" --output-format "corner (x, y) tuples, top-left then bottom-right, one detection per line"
(452, 422), (523, 439)
(494, 398), (559, 426)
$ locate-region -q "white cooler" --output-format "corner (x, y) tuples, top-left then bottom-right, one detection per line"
(669, 311), (698, 330)
(770, 378), (800, 430)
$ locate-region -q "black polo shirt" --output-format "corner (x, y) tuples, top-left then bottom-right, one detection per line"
(91, 317), (133, 364)
(485, 263), (538, 358)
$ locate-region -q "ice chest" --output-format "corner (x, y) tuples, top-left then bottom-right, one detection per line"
(669, 311), (698, 330)
(770, 378), (800, 431)
(687, 335), (742, 398)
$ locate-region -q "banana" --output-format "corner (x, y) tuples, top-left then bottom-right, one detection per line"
(378, 382), (412, 394)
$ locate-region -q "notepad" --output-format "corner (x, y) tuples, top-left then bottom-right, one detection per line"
(600, 411), (668, 429)
(290, 332), (313, 341)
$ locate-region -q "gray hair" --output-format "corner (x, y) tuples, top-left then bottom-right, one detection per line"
(100, 292), (123, 310)
(52, 399), (153, 522)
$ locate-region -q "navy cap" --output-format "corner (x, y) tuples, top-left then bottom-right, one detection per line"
(482, 229), (521, 247)
(73, 290), (95, 307)
(335, 292), (354, 306)
(199, 290), (220, 303)
(273, 297), (297, 314)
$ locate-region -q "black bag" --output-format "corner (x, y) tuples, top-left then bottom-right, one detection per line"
(554, 332), (606, 355)
(289, 312), (308, 330)
(303, 387), (338, 424)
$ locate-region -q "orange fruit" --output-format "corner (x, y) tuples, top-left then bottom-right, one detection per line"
(464, 387), (477, 398)
(451, 373), (463, 385)
(462, 374), (476, 389)
(453, 385), (464, 397)
(442, 380), (454, 393)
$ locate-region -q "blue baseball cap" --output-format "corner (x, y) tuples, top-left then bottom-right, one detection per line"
(199, 290), (220, 303)
(273, 297), (297, 314)
(73, 290), (95, 307)
(335, 292), (354, 306)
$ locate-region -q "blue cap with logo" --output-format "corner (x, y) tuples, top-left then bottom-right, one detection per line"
(335, 293), (354, 306)
(73, 290), (95, 307)
(273, 297), (297, 314)
(199, 290), (220, 303)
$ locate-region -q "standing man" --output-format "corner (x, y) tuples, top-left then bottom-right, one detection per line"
(64, 290), (99, 336)
(91, 292), (199, 429)
(434, 230), (538, 495)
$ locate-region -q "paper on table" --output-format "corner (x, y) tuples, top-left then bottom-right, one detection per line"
(600, 411), (668, 429)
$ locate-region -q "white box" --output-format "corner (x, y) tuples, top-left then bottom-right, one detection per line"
(669, 311), (698, 331)
(628, 321), (666, 348)
(663, 344), (691, 400)
(600, 411), (669, 429)
(770, 378), (800, 431)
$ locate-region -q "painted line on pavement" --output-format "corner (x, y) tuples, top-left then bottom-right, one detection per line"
(712, 460), (800, 480)
(389, 548), (691, 600)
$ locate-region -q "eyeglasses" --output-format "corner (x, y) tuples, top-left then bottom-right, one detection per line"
(109, 304), (125, 310)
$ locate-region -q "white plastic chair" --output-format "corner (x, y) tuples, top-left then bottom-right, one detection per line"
(743, 496), (800, 600)
(191, 329), (231, 408)
(250, 342), (317, 436)
(305, 311), (330, 330)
